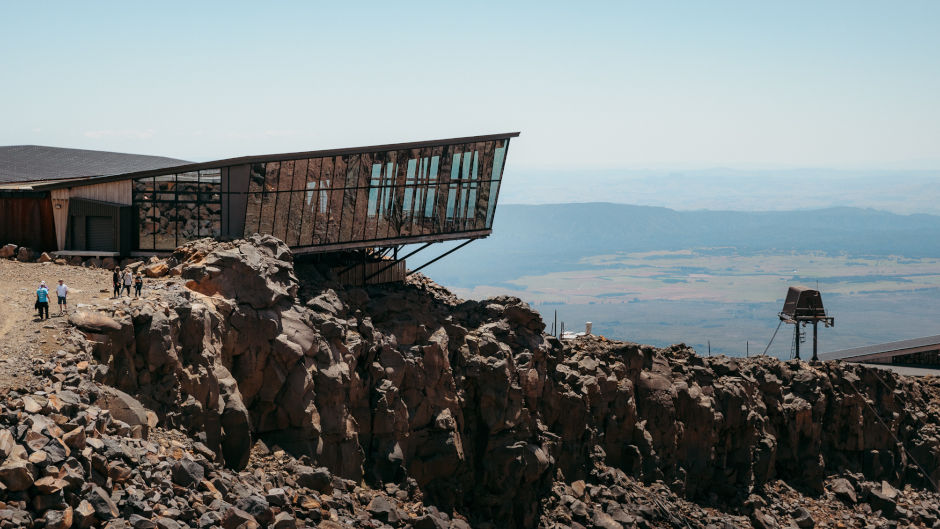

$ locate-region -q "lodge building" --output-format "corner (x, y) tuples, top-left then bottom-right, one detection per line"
(0, 133), (517, 264)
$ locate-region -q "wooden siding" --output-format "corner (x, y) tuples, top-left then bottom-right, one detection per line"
(64, 198), (133, 254)
(333, 260), (405, 286)
(69, 180), (132, 205)
(50, 189), (69, 250)
(0, 196), (56, 250)
(49, 182), (131, 250)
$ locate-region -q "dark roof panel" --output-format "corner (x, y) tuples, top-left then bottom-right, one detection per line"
(0, 145), (191, 184)
(2, 132), (520, 190)
(820, 334), (940, 361)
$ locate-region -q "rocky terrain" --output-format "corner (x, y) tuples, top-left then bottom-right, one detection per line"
(0, 236), (939, 528)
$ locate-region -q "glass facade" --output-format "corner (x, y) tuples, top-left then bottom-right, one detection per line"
(131, 137), (510, 251)
(135, 170), (221, 250)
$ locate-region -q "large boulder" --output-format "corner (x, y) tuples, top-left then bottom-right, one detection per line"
(181, 235), (297, 310)
(217, 368), (252, 470)
(16, 247), (35, 262)
(86, 485), (119, 521)
(97, 386), (155, 438)
(70, 310), (122, 333)
(0, 243), (16, 258)
(171, 459), (205, 487)
(0, 457), (34, 491)
(143, 261), (169, 278)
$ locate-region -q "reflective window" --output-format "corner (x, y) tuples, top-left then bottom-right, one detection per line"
(134, 177), (155, 250)
(486, 140), (509, 228)
(132, 137), (512, 251)
(425, 155), (439, 217)
(245, 163), (266, 236)
(199, 170), (222, 238)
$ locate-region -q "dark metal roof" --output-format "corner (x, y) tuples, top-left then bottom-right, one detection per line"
(780, 286), (827, 321)
(20, 132), (520, 191)
(0, 145), (191, 184)
(820, 334), (940, 362)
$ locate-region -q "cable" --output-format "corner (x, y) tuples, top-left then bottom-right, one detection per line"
(855, 365), (936, 487)
(630, 481), (694, 529)
(866, 366), (911, 410)
(762, 320), (783, 356)
(843, 372), (938, 492)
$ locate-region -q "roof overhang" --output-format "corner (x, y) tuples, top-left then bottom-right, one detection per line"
(819, 334), (940, 362)
(26, 132), (520, 191)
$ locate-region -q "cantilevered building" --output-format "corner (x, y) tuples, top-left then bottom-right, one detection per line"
(0, 133), (517, 264)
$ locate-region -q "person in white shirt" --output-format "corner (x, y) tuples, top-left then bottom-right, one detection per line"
(56, 279), (69, 315)
(123, 269), (133, 296)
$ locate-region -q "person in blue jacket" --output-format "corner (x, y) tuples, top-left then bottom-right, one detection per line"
(36, 281), (50, 320)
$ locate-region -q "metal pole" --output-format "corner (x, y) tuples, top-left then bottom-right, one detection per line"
(367, 242), (434, 282)
(794, 325), (801, 360)
(406, 239), (475, 277)
(553, 310), (557, 337)
(812, 320), (818, 363)
(746, 341), (749, 358)
(707, 341), (711, 357)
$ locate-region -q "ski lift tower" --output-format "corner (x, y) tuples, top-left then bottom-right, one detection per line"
(779, 286), (834, 362)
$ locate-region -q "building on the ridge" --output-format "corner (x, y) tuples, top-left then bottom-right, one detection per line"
(0, 133), (517, 280)
(819, 335), (940, 373)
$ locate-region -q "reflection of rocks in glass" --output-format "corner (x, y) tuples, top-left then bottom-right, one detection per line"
(284, 159), (308, 246)
(271, 160), (294, 242)
(258, 162), (280, 235)
(244, 163), (266, 237)
(154, 205), (176, 250)
(339, 154), (360, 243)
(317, 157), (335, 245)
(298, 158), (320, 246)
(131, 136), (512, 251)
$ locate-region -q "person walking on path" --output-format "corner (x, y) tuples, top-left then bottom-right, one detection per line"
(123, 269), (133, 296)
(134, 272), (143, 298)
(112, 267), (121, 298)
(36, 281), (50, 320)
(56, 279), (69, 315)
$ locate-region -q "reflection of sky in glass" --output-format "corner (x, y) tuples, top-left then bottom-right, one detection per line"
(132, 139), (511, 250)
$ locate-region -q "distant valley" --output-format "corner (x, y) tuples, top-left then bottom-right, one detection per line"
(422, 203), (940, 358)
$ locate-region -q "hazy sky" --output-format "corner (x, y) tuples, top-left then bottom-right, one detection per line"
(2, 1), (938, 170)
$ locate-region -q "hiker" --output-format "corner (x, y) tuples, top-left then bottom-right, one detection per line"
(112, 267), (121, 298)
(36, 281), (49, 320)
(134, 272), (143, 298)
(122, 268), (133, 296)
(56, 279), (69, 315)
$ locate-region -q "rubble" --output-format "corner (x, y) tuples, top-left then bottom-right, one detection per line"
(0, 235), (938, 527)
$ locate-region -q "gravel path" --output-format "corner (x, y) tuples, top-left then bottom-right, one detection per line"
(0, 259), (155, 391)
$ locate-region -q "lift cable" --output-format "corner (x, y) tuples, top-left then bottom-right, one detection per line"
(842, 374), (938, 492)
(630, 482), (695, 529)
(761, 320), (783, 356)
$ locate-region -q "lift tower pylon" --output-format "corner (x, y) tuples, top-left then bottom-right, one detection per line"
(779, 286), (834, 362)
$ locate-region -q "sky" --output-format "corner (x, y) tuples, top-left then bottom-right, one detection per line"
(2, 1), (939, 171)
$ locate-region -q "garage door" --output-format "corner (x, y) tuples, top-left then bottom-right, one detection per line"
(86, 216), (114, 251)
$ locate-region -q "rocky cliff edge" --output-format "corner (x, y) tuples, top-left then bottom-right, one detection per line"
(32, 235), (940, 528)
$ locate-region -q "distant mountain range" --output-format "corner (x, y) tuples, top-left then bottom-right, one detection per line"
(424, 203), (940, 287)
(498, 169), (940, 215)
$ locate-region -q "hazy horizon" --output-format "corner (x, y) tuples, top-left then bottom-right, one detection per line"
(3, 2), (939, 173)
(498, 168), (940, 215)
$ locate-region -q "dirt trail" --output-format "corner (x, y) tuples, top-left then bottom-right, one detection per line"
(0, 259), (132, 391)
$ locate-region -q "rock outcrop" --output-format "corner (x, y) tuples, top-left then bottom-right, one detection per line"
(58, 235), (940, 528)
